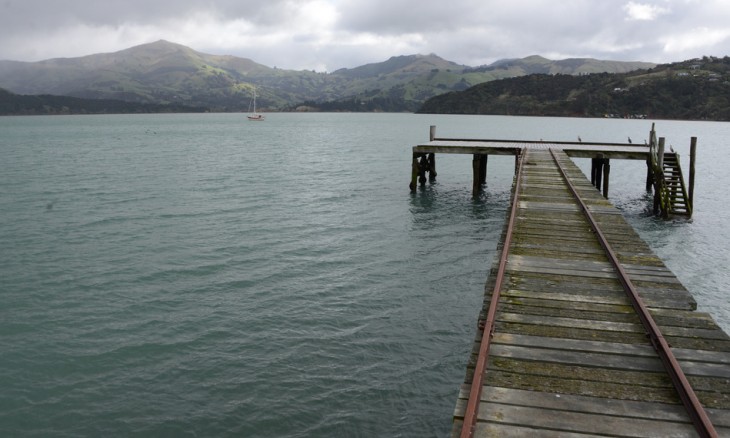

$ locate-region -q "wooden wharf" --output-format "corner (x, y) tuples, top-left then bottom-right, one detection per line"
(410, 124), (695, 218)
(408, 127), (730, 437)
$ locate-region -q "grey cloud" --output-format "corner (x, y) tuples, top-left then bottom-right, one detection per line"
(1, 0), (728, 69)
(336, 0), (487, 34)
(0, 0), (284, 32)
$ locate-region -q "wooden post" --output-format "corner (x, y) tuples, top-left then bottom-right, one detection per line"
(595, 156), (603, 192)
(514, 152), (520, 174)
(590, 158), (595, 186)
(471, 154), (479, 198)
(479, 154), (488, 185)
(418, 155), (428, 185)
(602, 159), (610, 198)
(657, 138), (665, 169)
(657, 138), (666, 217)
(590, 158), (597, 187)
(689, 136), (696, 212)
(472, 154), (480, 197)
(645, 159), (653, 192)
(429, 125), (436, 142)
(647, 122), (657, 192)
(410, 153), (420, 191)
(428, 153), (437, 181)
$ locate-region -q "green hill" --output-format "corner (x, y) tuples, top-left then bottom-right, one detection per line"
(417, 56), (730, 121)
(0, 40), (658, 113)
(0, 40), (288, 110)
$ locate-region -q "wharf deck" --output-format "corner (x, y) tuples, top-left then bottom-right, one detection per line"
(452, 149), (730, 437)
(414, 139), (651, 159)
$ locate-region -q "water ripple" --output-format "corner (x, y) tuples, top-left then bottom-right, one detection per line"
(1, 114), (727, 437)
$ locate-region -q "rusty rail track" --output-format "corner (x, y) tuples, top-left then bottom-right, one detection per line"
(459, 148), (526, 438)
(459, 147), (717, 437)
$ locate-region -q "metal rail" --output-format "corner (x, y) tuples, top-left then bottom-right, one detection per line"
(549, 148), (717, 437)
(459, 148), (526, 438)
(459, 148), (716, 437)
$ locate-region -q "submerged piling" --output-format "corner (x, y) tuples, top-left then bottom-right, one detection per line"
(689, 137), (697, 212)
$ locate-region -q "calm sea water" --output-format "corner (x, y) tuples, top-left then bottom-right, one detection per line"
(1, 113), (728, 437)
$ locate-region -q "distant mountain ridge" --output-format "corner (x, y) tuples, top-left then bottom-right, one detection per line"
(332, 53), (467, 79)
(0, 40), (657, 112)
(467, 55), (654, 75)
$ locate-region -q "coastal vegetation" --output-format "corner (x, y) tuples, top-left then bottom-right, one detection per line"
(417, 56), (730, 121)
(0, 88), (204, 115)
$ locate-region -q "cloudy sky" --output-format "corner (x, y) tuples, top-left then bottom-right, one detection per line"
(1, 0), (728, 71)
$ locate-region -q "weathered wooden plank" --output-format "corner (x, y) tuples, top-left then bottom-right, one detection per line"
(508, 254), (615, 272)
(511, 243), (605, 254)
(454, 385), (730, 436)
(512, 230), (599, 242)
(586, 205), (625, 215)
(504, 280), (696, 311)
(456, 386), (690, 422)
(498, 303), (640, 324)
(636, 288), (697, 308)
(491, 332), (657, 357)
(673, 347), (730, 364)
(489, 343), (665, 372)
(413, 144), (521, 155)
(494, 321), (651, 345)
(514, 224), (600, 236)
(620, 264), (676, 275)
(497, 312), (644, 333)
(482, 368), (677, 402)
(650, 309), (720, 330)
(514, 224), (598, 236)
(472, 402), (696, 437)
(663, 335), (730, 352)
(507, 264), (621, 279)
(658, 324), (730, 340)
(473, 423), (606, 438)
(678, 360), (730, 378)
(510, 235), (603, 247)
(627, 273), (685, 284)
(502, 284), (695, 311)
(708, 409), (730, 427)
(502, 296), (635, 314)
(518, 201), (580, 211)
(510, 248), (608, 262)
(504, 289), (629, 305)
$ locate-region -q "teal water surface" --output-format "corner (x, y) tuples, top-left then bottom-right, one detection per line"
(1, 113), (728, 437)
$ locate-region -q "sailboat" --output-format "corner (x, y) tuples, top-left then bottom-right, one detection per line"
(247, 86), (265, 121)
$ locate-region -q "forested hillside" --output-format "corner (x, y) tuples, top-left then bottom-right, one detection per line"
(0, 88), (204, 115)
(418, 57), (730, 121)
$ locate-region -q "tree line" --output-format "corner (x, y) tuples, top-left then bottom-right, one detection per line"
(417, 57), (730, 121)
(0, 88), (205, 115)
